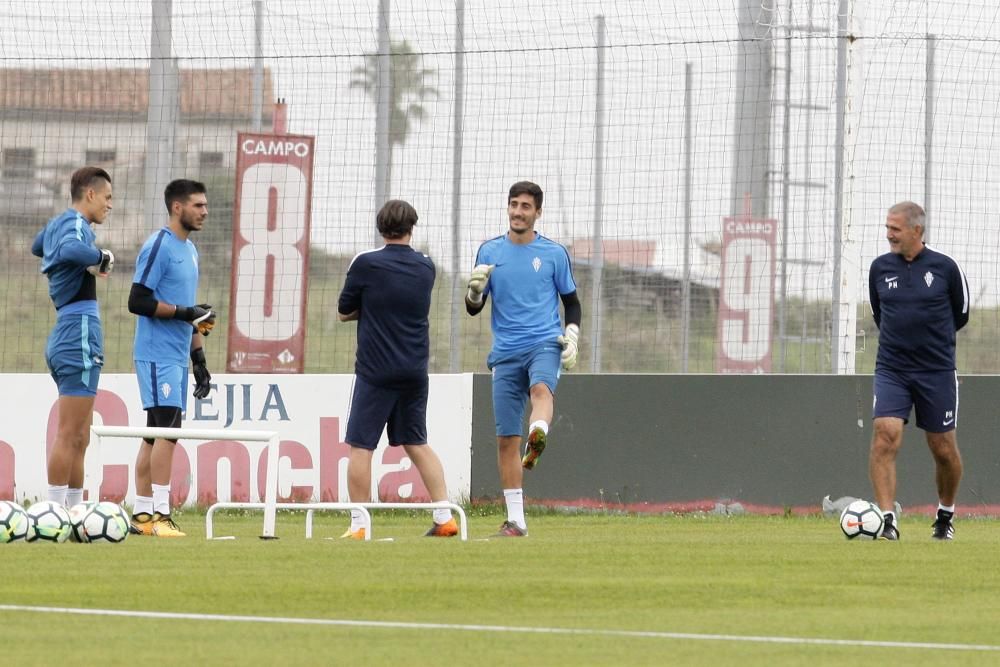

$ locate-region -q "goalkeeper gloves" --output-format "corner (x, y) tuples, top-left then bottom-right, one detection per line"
(557, 323), (580, 371)
(190, 347), (212, 399)
(174, 303), (217, 336)
(466, 264), (495, 304)
(86, 249), (115, 277)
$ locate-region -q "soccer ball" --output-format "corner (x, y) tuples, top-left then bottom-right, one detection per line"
(82, 501), (130, 543)
(0, 500), (29, 543)
(839, 499), (885, 540)
(25, 501), (72, 543)
(68, 503), (93, 543)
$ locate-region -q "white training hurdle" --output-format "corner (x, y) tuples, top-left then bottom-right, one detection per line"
(303, 502), (469, 541)
(206, 501), (373, 541)
(88, 425), (469, 541)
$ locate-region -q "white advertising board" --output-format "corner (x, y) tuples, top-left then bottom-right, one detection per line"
(0, 374), (472, 506)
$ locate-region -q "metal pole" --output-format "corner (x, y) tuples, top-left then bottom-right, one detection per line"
(449, 0), (466, 372)
(778, 4), (793, 371)
(589, 15), (606, 372)
(925, 34), (935, 243)
(143, 0), (177, 234)
(832, 0), (860, 374)
(730, 0), (773, 220)
(682, 62), (693, 373)
(251, 0), (264, 131)
(374, 0), (391, 241)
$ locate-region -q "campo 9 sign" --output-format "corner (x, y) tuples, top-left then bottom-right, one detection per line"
(227, 133), (315, 373)
(716, 213), (776, 373)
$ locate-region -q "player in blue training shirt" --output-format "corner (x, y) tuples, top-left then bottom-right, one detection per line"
(337, 200), (457, 539)
(126, 179), (216, 538)
(868, 201), (969, 541)
(31, 166), (114, 508)
(466, 181), (581, 537)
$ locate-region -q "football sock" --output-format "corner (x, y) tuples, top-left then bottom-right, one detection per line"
(47, 484), (68, 506)
(152, 484), (171, 516)
(937, 503), (955, 518)
(528, 420), (549, 436)
(503, 488), (526, 530)
(432, 507), (453, 524)
(350, 508), (366, 532)
(66, 488), (83, 508)
(133, 495), (154, 516)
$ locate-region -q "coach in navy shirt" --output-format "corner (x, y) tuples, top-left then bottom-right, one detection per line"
(336, 200), (458, 539)
(868, 201), (969, 541)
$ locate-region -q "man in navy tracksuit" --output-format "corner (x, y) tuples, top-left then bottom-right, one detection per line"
(868, 201), (969, 541)
(336, 200), (457, 539)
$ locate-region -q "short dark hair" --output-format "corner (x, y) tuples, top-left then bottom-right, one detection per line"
(377, 200), (418, 239)
(70, 166), (112, 201)
(164, 179), (207, 212)
(508, 181), (543, 209)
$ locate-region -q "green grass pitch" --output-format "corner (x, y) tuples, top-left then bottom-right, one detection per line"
(3, 509), (1000, 666)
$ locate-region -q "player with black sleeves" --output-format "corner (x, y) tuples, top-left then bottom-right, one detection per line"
(31, 166), (115, 509)
(466, 181), (581, 538)
(336, 199), (457, 539)
(126, 179), (216, 538)
(868, 201), (969, 541)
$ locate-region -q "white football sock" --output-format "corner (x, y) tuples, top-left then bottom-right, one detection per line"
(433, 507), (453, 524)
(938, 503), (955, 514)
(133, 495), (154, 516)
(350, 508), (367, 532)
(152, 484), (171, 516)
(504, 488), (526, 530)
(66, 488), (83, 508)
(528, 420), (549, 436)
(48, 484), (68, 506)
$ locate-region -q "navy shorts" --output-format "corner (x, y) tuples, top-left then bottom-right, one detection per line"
(46, 312), (104, 397)
(345, 375), (428, 451)
(487, 340), (562, 437)
(872, 367), (958, 433)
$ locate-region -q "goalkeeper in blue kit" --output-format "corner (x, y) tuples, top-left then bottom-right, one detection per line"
(126, 179), (216, 538)
(466, 181), (581, 537)
(31, 166), (115, 508)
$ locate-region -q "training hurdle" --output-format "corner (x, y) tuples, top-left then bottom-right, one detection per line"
(304, 502), (469, 541)
(88, 425), (469, 541)
(205, 501), (373, 541)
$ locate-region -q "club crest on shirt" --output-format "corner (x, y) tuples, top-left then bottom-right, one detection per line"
(532, 257), (541, 272)
(160, 383), (172, 399)
(924, 271), (934, 287)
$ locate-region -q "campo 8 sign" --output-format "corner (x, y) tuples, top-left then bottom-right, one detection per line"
(716, 213), (776, 373)
(227, 133), (315, 373)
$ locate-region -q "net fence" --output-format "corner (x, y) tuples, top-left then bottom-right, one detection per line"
(2, 0), (999, 374)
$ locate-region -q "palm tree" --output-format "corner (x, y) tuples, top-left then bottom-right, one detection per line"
(349, 39), (438, 185)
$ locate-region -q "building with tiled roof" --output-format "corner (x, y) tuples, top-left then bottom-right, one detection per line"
(1, 67), (273, 234)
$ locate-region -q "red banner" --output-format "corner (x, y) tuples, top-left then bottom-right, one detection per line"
(716, 211), (776, 373)
(227, 132), (314, 373)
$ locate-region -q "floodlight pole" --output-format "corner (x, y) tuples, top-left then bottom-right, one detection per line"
(589, 15), (606, 372)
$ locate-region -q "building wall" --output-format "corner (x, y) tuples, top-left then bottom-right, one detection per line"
(0, 115), (248, 239)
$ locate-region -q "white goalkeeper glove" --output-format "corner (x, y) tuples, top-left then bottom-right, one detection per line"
(86, 249), (115, 277)
(466, 264), (495, 304)
(557, 323), (580, 370)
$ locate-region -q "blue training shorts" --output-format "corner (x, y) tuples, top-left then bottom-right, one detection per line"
(345, 375), (429, 451)
(488, 340), (562, 437)
(46, 312), (104, 397)
(872, 367), (958, 433)
(135, 361), (189, 411)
